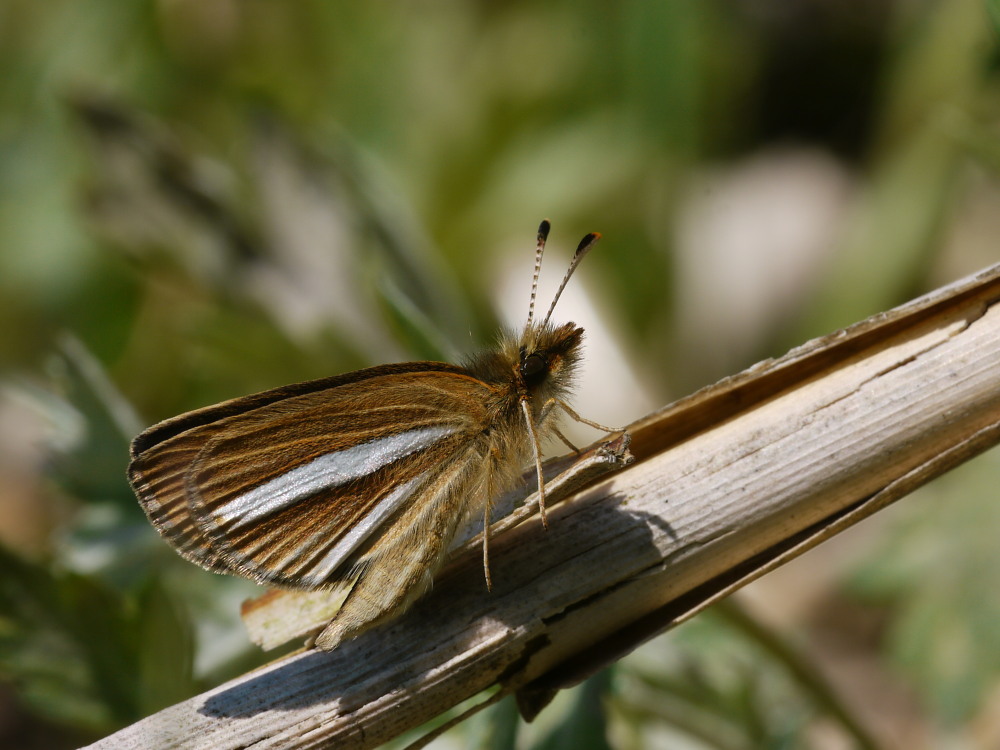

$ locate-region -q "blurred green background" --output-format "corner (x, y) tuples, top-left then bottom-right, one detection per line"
(3, 0), (1000, 747)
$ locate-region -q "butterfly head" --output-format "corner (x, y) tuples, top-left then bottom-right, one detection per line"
(512, 222), (599, 409)
(465, 222), (597, 412)
(515, 321), (583, 402)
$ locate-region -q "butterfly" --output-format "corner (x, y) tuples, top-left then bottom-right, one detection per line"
(127, 220), (624, 650)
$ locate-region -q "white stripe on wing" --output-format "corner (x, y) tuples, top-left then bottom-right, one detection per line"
(215, 424), (455, 530)
(295, 472), (427, 586)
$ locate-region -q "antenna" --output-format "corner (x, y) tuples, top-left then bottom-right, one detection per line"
(540, 231), (601, 328)
(526, 219), (550, 327)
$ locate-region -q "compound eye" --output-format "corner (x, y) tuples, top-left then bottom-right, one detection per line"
(521, 352), (548, 385)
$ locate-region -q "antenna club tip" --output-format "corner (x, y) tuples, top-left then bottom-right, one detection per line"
(575, 232), (601, 256)
(537, 219), (551, 239)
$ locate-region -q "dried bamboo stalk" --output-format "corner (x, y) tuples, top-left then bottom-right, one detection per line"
(87, 262), (1000, 750)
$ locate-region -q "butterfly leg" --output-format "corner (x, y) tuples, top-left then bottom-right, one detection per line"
(536, 399), (581, 452)
(520, 398), (549, 529)
(552, 398), (626, 434)
(482, 500), (493, 591)
(552, 426), (580, 454)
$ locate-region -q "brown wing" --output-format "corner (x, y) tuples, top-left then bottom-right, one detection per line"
(128, 363), (496, 588)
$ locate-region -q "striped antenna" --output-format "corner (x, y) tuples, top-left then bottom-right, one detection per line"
(526, 219), (551, 327)
(540, 231), (601, 328)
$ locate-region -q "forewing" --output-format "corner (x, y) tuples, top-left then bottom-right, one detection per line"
(128, 364), (494, 588)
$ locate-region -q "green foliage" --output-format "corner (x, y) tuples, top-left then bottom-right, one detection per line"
(535, 670), (614, 750)
(0, 544), (195, 732)
(0, 331), (256, 740)
(849, 452), (1000, 724)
